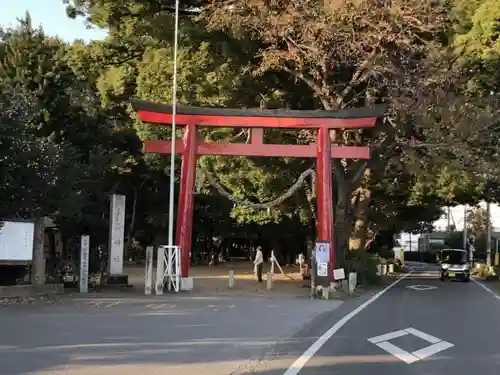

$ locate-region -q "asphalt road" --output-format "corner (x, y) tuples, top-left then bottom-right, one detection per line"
(0, 294), (340, 375)
(255, 266), (500, 375)
(3, 264), (499, 375)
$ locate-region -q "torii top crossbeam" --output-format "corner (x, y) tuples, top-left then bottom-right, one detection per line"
(133, 99), (387, 129)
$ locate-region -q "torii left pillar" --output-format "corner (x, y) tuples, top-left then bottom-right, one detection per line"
(132, 99), (386, 281)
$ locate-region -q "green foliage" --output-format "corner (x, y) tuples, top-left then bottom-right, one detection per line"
(0, 15), (141, 244)
(0, 84), (83, 218)
(453, 0), (500, 93)
(344, 250), (381, 285)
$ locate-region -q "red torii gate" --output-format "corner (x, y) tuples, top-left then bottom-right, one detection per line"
(132, 99), (386, 278)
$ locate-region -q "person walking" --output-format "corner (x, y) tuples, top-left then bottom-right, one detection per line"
(253, 246), (264, 282)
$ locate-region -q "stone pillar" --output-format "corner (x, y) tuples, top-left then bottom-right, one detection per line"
(31, 218), (45, 285)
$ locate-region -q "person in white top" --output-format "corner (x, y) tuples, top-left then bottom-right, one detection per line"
(253, 246), (264, 282)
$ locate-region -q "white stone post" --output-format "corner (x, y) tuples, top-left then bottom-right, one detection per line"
(144, 246), (153, 295)
(79, 235), (90, 293)
(228, 270), (235, 289)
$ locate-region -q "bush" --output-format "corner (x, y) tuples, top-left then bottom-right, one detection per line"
(344, 250), (381, 285)
(472, 264), (497, 280)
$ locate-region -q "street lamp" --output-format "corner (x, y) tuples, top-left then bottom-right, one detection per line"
(167, 0), (181, 257)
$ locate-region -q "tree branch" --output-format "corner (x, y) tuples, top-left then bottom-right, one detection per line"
(350, 161), (368, 186)
(282, 66), (334, 109)
(336, 49), (379, 107)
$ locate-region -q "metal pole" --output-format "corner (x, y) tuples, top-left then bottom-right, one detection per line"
(496, 237), (499, 266)
(447, 206), (451, 235)
(486, 202), (492, 265)
(463, 205), (468, 250)
(167, 0), (181, 250)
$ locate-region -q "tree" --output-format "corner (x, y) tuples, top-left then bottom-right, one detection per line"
(467, 206), (489, 238)
(0, 15), (142, 255)
(0, 84), (82, 219)
(201, 0), (454, 255)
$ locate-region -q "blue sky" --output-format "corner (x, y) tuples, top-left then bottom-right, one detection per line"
(0, 0), (107, 42)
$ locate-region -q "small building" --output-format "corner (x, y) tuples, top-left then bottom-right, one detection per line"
(418, 231), (500, 254)
(418, 232), (448, 253)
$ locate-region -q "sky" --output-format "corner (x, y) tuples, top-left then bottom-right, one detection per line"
(0, 0), (107, 42)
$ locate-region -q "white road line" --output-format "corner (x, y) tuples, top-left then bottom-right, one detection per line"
(413, 341), (454, 360)
(472, 278), (500, 301)
(367, 330), (407, 344)
(282, 272), (411, 375)
(375, 341), (419, 364)
(403, 328), (441, 344)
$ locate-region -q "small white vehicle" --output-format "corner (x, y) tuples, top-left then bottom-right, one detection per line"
(438, 249), (470, 282)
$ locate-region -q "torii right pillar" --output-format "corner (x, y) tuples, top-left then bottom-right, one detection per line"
(317, 126), (335, 273)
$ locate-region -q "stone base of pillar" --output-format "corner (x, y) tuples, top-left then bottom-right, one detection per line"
(180, 277), (194, 291)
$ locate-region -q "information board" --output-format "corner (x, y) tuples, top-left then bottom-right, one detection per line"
(0, 221), (34, 261)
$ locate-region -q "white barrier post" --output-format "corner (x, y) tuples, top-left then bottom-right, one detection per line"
(155, 246), (165, 295)
(79, 235), (90, 293)
(266, 272), (273, 290)
(348, 272), (357, 294)
(145, 246), (153, 295)
(388, 264), (394, 274)
(228, 270), (235, 289)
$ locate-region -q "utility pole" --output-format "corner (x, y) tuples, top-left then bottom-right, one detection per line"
(486, 201), (492, 265)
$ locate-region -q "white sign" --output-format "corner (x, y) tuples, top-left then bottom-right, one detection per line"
(108, 194), (126, 275)
(317, 262), (328, 277)
(0, 221), (35, 261)
(315, 241), (330, 264)
(333, 268), (346, 280)
(80, 235), (90, 293)
(368, 327), (454, 364)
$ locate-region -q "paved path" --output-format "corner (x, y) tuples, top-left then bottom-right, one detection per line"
(257, 267), (500, 375)
(0, 294), (341, 375)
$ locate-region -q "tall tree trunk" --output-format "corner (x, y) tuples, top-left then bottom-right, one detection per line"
(349, 187), (372, 251)
(334, 188), (350, 266)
